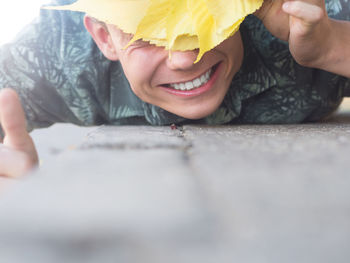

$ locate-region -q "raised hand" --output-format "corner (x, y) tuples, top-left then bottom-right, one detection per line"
(256, 0), (350, 78)
(282, 0), (332, 67)
(0, 88), (38, 177)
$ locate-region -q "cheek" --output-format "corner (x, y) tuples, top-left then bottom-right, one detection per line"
(217, 32), (243, 56)
(215, 32), (244, 78)
(123, 61), (152, 97)
(122, 66), (148, 99)
(120, 46), (165, 89)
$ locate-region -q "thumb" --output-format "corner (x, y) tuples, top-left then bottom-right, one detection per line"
(0, 88), (30, 149)
(283, 1), (325, 28)
(0, 89), (38, 167)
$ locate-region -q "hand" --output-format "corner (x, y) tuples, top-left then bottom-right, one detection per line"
(254, 0), (290, 41)
(255, 0), (330, 65)
(255, 0), (350, 77)
(0, 88), (38, 177)
(282, 0), (332, 68)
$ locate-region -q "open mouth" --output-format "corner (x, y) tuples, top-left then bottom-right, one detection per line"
(162, 63), (219, 91)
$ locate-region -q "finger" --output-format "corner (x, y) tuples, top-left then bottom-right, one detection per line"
(0, 144), (32, 178)
(0, 88), (30, 149)
(283, 1), (325, 25)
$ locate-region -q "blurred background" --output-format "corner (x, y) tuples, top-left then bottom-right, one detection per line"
(0, 0), (50, 45)
(0, 1), (95, 162)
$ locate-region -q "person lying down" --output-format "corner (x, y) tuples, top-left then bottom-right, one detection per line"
(0, 0), (349, 177)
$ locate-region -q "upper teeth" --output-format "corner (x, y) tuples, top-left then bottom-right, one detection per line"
(169, 68), (212, 91)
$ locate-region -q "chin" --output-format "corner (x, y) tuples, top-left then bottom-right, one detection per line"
(171, 103), (221, 120)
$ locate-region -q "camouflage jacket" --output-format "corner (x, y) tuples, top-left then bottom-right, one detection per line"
(0, 0), (349, 130)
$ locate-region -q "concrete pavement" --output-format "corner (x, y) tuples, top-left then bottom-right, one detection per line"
(0, 107), (350, 262)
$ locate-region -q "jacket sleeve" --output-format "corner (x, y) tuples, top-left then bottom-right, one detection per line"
(326, 0), (350, 97)
(327, 0), (350, 21)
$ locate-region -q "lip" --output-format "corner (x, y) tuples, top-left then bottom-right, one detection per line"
(159, 62), (223, 98)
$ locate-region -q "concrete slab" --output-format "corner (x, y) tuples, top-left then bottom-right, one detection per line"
(183, 122), (350, 262)
(1, 116), (350, 262)
(30, 123), (97, 163)
(0, 126), (224, 263)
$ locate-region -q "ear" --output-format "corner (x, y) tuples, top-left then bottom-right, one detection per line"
(84, 15), (119, 61)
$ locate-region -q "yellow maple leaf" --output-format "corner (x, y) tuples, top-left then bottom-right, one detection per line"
(45, 0), (263, 63)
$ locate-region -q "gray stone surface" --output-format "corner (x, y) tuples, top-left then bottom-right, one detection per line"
(30, 123), (97, 163)
(184, 122), (350, 263)
(1, 115), (350, 262)
(0, 126), (223, 263)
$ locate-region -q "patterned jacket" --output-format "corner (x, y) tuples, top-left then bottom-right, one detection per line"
(0, 0), (349, 130)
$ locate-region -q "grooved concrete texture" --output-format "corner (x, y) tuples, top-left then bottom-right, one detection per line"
(1, 115), (350, 262)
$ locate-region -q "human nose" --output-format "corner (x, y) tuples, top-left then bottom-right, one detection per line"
(166, 49), (199, 70)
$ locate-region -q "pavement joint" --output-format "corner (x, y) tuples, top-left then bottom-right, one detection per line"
(79, 125), (193, 151)
(78, 142), (190, 151)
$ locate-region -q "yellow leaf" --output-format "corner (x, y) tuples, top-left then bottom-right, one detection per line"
(45, 0), (264, 63)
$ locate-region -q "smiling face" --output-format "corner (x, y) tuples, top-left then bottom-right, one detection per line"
(85, 17), (244, 119)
